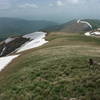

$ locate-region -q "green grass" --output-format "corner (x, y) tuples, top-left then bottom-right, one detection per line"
(0, 32), (100, 100)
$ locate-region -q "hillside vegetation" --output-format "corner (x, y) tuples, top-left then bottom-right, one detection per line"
(0, 32), (100, 100)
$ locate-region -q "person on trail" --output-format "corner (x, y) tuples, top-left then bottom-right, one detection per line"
(89, 58), (94, 66)
(88, 58), (95, 71)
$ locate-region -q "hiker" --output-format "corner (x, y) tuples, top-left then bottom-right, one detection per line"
(88, 58), (95, 71)
(89, 59), (94, 65)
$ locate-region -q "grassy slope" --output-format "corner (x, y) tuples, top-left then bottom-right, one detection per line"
(0, 32), (100, 100)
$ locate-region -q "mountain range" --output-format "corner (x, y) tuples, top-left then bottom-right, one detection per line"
(45, 19), (92, 33)
(1, 17), (100, 41)
(0, 17), (57, 40)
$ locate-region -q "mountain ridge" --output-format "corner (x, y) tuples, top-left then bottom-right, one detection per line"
(1, 18), (100, 41)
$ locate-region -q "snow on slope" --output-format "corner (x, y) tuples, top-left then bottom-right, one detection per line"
(77, 20), (92, 29)
(5, 37), (15, 44)
(0, 55), (19, 71)
(85, 31), (100, 36)
(92, 32), (100, 35)
(0, 32), (48, 72)
(0, 47), (6, 56)
(84, 32), (91, 36)
(23, 32), (47, 40)
(17, 32), (48, 53)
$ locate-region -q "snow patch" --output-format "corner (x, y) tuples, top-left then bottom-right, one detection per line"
(84, 31), (100, 36)
(5, 37), (15, 44)
(0, 32), (48, 72)
(23, 32), (47, 40)
(92, 32), (100, 35)
(17, 32), (48, 53)
(77, 19), (92, 29)
(77, 20), (81, 23)
(0, 47), (6, 56)
(84, 32), (91, 36)
(0, 55), (19, 71)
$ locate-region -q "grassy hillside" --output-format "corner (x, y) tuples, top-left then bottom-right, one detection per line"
(0, 32), (100, 100)
(45, 20), (92, 33)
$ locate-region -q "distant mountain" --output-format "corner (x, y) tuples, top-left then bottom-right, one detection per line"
(46, 19), (93, 33)
(0, 17), (57, 40)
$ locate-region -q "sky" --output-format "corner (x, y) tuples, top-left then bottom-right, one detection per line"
(0, 0), (100, 23)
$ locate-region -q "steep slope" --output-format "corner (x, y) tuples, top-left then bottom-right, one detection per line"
(0, 32), (100, 100)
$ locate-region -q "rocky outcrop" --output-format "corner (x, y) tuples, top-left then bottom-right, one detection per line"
(0, 36), (29, 57)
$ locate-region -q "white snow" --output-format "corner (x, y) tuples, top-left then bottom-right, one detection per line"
(85, 31), (100, 36)
(0, 47), (6, 56)
(84, 32), (91, 36)
(5, 37), (15, 44)
(77, 19), (92, 29)
(92, 32), (100, 35)
(77, 20), (81, 23)
(0, 55), (19, 71)
(23, 32), (47, 40)
(17, 32), (48, 53)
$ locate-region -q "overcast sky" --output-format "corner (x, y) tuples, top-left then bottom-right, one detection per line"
(0, 0), (100, 22)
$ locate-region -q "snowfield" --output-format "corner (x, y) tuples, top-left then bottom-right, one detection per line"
(0, 55), (19, 71)
(77, 20), (92, 29)
(0, 32), (48, 72)
(23, 32), (47, 40)
(17, 32), (48, 53)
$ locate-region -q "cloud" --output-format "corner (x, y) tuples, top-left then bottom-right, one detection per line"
(49, 0), (80, 7)
(0, 0), (11, 10)
(49, 0), (64, 7)
(66, 0), (99, 5)
(56, 0), (64, 6)
(19, 3), (39, 9)
(69, 0), (79, 4)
